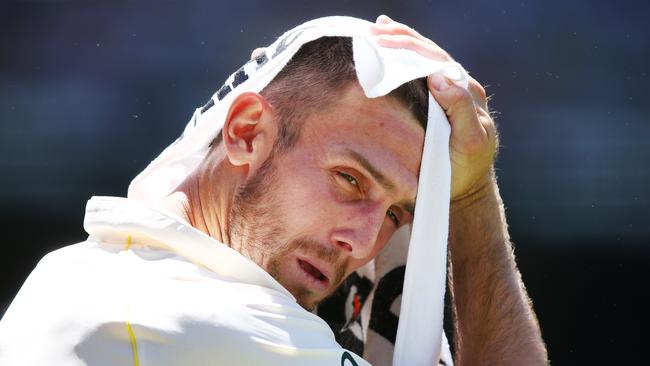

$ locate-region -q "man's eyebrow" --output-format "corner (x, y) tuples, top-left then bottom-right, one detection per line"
(344, 149), (416, 216)
(345, 149), (396, 192)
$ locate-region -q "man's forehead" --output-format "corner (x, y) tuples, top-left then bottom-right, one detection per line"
(346, 84), (424, 132)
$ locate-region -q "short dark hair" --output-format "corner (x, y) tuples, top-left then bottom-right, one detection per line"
(260, 36), (429, 153)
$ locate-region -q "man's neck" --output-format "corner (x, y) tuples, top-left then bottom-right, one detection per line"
(160, 152), (242, 246)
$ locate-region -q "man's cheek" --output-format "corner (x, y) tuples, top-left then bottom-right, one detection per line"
(282, 173), (334, 231)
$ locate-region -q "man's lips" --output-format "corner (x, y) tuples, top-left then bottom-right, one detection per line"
(297, 258), (330, 288)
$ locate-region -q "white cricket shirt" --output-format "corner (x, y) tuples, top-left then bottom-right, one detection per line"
(0, 196), (370, 366)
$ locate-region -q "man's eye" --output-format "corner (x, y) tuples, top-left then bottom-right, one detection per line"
(338, 172), (359, 187)
(387, 209), (400, 226)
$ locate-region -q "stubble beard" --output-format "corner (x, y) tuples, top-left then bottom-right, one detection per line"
(227, 154), (348, 310)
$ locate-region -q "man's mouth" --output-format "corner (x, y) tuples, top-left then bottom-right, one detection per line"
(297, 258), (329, 287)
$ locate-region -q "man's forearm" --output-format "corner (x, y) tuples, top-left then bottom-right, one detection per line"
(448, 173), (547, 365)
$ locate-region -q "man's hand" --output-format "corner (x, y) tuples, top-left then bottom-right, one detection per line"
(371, 14), (497, 202)
(372, 15), (548, 365)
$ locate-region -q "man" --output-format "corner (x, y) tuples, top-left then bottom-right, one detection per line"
(0, 15), (547, 365)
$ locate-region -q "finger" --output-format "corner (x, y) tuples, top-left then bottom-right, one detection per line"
(375, 34), (452, 61)
(371, 21), (432, 45)
(429, 74), (488, 154)
(467, 76), (488, 112)
(250, 47), (266, 60)
(376, 14), (393, 24)
(480, 113), (497, 145)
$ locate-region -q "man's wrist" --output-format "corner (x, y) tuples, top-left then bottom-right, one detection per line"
(450, 169), (497, 213)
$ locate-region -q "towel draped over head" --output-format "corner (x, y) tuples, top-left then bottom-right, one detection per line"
(128, 16), (469, 366)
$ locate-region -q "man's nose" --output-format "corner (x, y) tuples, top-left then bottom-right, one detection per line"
(329, 202), (386, 259)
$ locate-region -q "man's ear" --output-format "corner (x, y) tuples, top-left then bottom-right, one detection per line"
(222, 92), (277, 175)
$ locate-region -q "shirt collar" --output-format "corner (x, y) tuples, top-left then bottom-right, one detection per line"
(83, 196), (294, 299)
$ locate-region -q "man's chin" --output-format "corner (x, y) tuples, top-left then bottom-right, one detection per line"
(289, 284), (325, 311)
(293, 283), (350, 312)
(297, 298), (319, 312)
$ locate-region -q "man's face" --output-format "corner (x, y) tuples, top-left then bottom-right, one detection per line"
(229, 84), (424, 310)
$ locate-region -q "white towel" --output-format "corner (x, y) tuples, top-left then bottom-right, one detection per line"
(128, 16), (469, 366)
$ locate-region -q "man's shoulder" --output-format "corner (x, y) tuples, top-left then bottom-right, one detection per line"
(36, 240), (106, 267)
(2, 239), (370, 365)
(1, 198), (372, 365)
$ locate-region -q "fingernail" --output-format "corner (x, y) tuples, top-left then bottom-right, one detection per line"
(430, 73), (450, 92)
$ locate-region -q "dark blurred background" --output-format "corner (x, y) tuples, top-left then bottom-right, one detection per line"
(1, 0), (648, 364)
